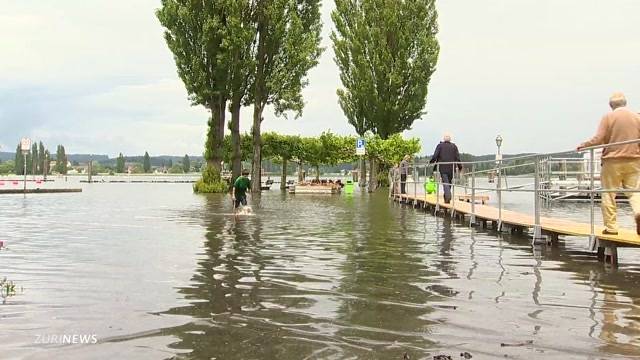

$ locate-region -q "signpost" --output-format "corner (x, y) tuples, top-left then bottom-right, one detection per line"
(356, 138), (366, 187)
(356, 138), (366, 156)
(20, 138), (31, 196)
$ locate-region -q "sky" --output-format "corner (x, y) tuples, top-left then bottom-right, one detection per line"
(1, 0), (640, 157)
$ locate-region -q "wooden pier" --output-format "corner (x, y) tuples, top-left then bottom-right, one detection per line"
(0, 188), (82, 194)
(392, 193), (640, 267)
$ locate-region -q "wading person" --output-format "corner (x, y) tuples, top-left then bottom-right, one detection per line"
(578, 92), (640, 235)
(399, 155), (410, 194)
(429, 133), (462, 204)
(232, 169), (251, 214)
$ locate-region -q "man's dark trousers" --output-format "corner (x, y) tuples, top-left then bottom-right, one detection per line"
(401, 174), (407, 194)
(441, 172), (453, 203)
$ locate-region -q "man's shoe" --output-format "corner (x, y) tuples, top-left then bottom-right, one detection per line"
(635, 214), (640, 235)
(602, 229), (618, 236)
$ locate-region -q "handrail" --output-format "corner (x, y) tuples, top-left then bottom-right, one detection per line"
(414, 138), (640, 166)
(391, 137), (640, 249)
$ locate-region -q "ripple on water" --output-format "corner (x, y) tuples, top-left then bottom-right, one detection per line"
(1, 185), (640, 359)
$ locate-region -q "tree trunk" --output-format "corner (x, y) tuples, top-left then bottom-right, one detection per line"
(315, 165), (320, 181)
(205, 98), (226, 175)
(230, 99), (242, 183)
(251, 102), (263, 193)
(280, 158), (287, 190)
(297, 161), (304, 182)
(368, 158), (377, 192)
(359, 157), (367, 187)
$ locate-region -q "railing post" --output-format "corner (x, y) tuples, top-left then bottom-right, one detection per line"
(451, 165), (456, 218)
(470, 163), (476, 227)
(589, 148), (597, 251)
(435, 170), (440, 214)
(413, 163), (417, 207)
(497, 157), (503, 231)
(533, 155), (542, 244)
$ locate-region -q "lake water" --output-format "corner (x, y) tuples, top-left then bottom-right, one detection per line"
(1, 181), (640, 359)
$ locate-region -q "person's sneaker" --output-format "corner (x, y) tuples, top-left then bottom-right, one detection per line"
(636, 214), (640, 235)
(602, 229), (618, 236)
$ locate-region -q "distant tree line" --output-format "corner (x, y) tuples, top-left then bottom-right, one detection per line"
(9, 141), (64, 175)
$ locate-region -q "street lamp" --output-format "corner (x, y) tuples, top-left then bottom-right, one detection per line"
(495, 135), (503, 161)
(20, 138), (31, 197)
(495, 135), (503, 231)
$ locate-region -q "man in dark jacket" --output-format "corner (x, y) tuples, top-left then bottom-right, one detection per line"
(429, 133), (462, 203)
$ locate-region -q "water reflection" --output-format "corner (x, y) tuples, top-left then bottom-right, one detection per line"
(157, 192), (640, 359)
(5, 185), (640, 358)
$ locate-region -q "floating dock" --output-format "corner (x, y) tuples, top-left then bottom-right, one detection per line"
(0, 188), (82, 194)
(393, 193), (639, 267)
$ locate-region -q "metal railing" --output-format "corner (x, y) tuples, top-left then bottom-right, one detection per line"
(391, 138), (640, 248)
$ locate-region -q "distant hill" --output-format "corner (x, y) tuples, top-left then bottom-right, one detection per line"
(0, 152), (204, 165)
(0, 152), (14, 162)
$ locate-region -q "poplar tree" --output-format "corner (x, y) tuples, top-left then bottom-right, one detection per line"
(183, 154), (191, 173)
(30, 143), (38, 175)
(116, 153), (126, 173)
(222, 0), (256, 183)
(332, 0), (439, 190)
(249, 0), (323, 192)
(332, 0), (439, 138)
(143, 152), (151, 173)
(38, 142), (45, 175)
(56, 145), (68, 174)
(14, 144), (23, 175)
(157, 0), (229, 175)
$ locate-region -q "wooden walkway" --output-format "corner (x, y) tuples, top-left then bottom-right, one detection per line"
(393, 193), (640, 266)
(0, 188), (82, 194)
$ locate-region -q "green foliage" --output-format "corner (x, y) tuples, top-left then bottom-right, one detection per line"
(0, 161), (14, 175)
(55, 145), (67, 174)
(194, 165), (228, 193)
(250, 0), (324, 192)
(1, 277), (19, 304)
(130, 164), (144, 174)
(332, 0), (439, 138)
(183, 154), (191, 173)
(169, 164), (184, 174)
(14, 144), (23, 175)
(116, 153), (126, 173)
(366, 133), (421, 166)
(38, 142), (45, 175)
(223, 133), (253, 164)
(143, 152), (151, 173)
(157, 0), (229, 170)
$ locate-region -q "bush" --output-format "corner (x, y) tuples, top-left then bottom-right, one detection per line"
(193, 165), (228, 193)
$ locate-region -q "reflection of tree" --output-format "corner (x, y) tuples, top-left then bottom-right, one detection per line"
(334, 193), (444, 355)
(161, 195), (328, 359)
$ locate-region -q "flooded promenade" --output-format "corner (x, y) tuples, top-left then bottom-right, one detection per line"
(1, 182), (640, 359)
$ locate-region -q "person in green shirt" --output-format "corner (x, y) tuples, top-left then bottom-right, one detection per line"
(232, 169), (251, 212)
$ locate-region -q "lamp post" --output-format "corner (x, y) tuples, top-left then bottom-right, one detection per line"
(495, 135), (503, 231)
(20, 138), (31, 197)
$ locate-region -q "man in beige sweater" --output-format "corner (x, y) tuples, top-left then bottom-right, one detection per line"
(578, 92), (640, 235)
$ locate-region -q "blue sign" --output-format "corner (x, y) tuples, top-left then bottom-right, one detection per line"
(356, 138), (366, 155)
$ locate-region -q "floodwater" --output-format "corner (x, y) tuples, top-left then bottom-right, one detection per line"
(1, 181), (640, 359)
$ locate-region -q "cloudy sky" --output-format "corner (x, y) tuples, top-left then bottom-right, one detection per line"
(1, 0), (639, 157)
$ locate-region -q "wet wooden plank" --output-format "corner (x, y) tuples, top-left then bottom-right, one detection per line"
(394, 193), (640, 246)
